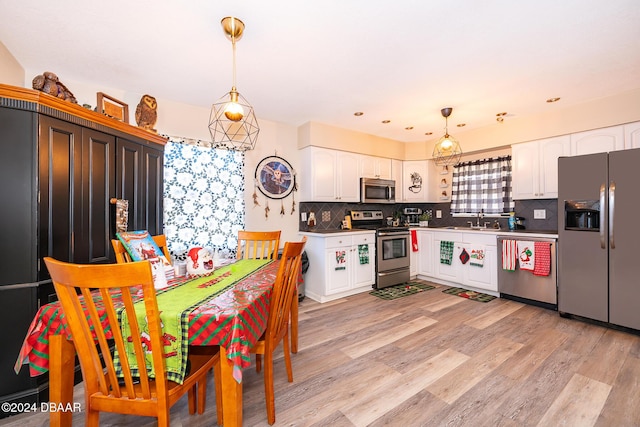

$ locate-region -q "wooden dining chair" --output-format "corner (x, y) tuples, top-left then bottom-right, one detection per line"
(236, 230), (302, 353)
(111, 234), (172, 264)
(250, 237), (306, 425)
(43, 257), (220, 427)
(236, 230), (281, 260)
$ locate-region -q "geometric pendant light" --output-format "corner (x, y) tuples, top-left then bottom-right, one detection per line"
(432, 107), (462, 166)
(209, 16), (259, 151)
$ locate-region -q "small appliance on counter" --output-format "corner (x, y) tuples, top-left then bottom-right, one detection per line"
(403, 207), (422, 226)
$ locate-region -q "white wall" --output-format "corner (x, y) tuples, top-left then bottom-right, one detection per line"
(0, 41), (23, 86)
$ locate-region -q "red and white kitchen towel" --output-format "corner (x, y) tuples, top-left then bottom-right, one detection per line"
(533, 241), (551, 276)
(411, 230), (419, 252)
(517, 241), (535, 271)
(502, 239), (518, 271)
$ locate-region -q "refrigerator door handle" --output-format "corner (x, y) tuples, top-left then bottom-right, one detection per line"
(600, 184), (606, 249)
(609, 181), (616, 249)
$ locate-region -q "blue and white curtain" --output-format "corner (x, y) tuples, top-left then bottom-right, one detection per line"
(450, 155), (514, 214)
(163, 137), (245, 260)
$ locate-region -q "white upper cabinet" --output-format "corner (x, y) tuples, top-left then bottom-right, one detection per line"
(300, 147), (360, 202)
(570, 125), (624, 156)
(624, 121), (640, 149)
(359, 155), (392, 179)
(512, 135), (570, 199)
(402, 160), (431, 202)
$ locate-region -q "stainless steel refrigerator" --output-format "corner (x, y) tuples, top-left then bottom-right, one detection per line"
(558, 148), (640, 329)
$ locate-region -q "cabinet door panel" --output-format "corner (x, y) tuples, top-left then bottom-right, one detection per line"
(82, 129), (115, 263)
(38, 116), (82, 274)
(142, 146), (164, 235)
(116, 138), (142, 229)
(0, 108), (37, 285)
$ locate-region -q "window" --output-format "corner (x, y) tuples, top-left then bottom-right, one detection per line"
(163, 138), (245, 259)
(450, 155), (514, 215)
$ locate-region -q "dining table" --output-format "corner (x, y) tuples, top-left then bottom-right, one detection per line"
(14, 258), (280, 427)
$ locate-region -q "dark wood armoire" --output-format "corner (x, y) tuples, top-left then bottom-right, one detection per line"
(0, 84), (166, 414)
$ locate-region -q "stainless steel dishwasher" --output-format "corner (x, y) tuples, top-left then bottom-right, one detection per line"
(497, 235), (558, 309)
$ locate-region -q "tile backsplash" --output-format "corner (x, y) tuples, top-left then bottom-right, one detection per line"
(299, 199), (558, 232)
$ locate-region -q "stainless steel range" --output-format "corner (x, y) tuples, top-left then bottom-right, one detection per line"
(350, 210), (410, 289)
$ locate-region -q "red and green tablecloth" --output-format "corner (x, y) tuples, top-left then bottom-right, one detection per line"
(15, 259), (278, 384)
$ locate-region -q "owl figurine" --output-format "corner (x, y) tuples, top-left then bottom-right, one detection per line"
(135, 94), (158, 132)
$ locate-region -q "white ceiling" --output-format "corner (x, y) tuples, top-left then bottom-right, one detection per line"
(1, 0), (639, 142)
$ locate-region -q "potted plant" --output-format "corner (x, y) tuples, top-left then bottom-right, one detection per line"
(419, 211), (432, 227)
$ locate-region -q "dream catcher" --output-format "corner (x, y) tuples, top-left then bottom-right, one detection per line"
(253, 153), (297, 219)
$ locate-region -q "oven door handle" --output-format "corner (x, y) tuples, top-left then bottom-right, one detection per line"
(377, 231), (410, 237)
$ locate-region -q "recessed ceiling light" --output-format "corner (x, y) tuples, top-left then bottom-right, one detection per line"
(496, 112), (507, 123)
(382, 120), (391, 124)
(354, 112), (364, 116)
(405, 126), (414, 130)
(456, 123), (466, 127)
(546, 97), (561, 103)
(425, 132), (433, 136)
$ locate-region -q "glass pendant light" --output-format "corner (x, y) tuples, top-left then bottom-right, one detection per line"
(209, 17), (259, 151)
(432, 107), (462, 166)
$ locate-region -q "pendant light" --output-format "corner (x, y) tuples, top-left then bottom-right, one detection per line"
(432, 107), (462, 166)
(209, 17), (259, 151)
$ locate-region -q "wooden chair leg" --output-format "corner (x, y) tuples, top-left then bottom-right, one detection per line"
(188, 386), (196, 415)
(196, 378), (206, 415)
(256, 353), (263, 373)
(291, 294), (299, 354)
(264, 352), (276, 425)
(283, 330), (293, 382)
(214, 360), (223, 425)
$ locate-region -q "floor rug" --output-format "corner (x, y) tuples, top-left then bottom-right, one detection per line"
(442, 287), (497, 303)
(370, 282), (435, 300)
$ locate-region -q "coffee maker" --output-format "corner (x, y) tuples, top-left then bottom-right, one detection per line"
(403, 207), (422, 226)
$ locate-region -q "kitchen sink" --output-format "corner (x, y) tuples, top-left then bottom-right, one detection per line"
(437, 226), (497, 231)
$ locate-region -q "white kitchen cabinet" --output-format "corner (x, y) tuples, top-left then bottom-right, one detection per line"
(461, 233), (497, 292)
(392, 159), (404, 202)
(360, 155), (392, 180)
(402, 160), (431, 202)
(512, 135), (570, 199)
(301, 231), (375, 303)
(421, 230), (498, 295)
(416, 229), (434, 277)
(624, 121), (640, 149)
(570, 125), (624, 156)
(300, 147), (360, 202)
(433, 232), (463, 284)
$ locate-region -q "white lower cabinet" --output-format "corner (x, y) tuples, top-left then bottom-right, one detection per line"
(409, 229), (434, 278)
(417, 230), (498, 294)
(302, 232), (375, 303)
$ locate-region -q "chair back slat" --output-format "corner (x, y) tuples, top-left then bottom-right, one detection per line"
(265, 238), (306, 349)
(236, 230), (281, 260)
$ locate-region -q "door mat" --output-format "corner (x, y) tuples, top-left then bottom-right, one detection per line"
(442, 287), (497, 303)
(370, 282), (435, 300)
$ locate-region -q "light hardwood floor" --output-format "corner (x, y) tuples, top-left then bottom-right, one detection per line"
(4, 280), (640, 426)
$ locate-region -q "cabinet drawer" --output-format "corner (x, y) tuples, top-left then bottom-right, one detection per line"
(324, 235), (353, 248)
(462, 233), (497, 246)
(353, 233), (375, 245)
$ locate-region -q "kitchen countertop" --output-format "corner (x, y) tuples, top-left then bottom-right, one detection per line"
(300, 227), (558, 239)
(414, 226), (558, 239)
(299, 229), (375, 236)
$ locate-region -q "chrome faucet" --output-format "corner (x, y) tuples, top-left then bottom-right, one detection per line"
(476, 210), (484, 228)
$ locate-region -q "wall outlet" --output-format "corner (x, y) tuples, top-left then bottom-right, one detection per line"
(534, 209), (546, 219)
(436, 210), (442, 219)
(301, 212), (307, 222)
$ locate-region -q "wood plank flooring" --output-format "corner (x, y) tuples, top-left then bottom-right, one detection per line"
(4, 280), (640, 426)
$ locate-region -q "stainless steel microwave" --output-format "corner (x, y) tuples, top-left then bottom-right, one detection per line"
(360, 178), (396, 204)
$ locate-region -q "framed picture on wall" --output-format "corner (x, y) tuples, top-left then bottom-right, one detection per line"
(255, 155), (296, 199)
